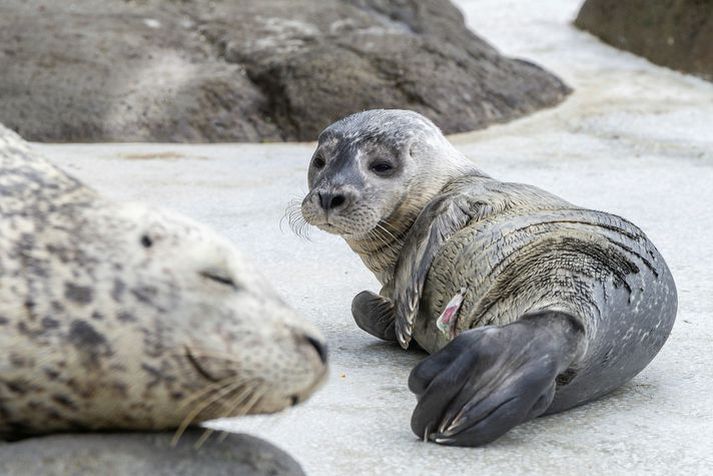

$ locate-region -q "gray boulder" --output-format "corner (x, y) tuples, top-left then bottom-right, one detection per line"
(0, 430), (305, 476)
(0, 0), (570, 142)
(575, 0), (713, 82)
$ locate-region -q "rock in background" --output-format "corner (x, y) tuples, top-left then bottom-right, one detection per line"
(0, 0), (570, 142)
(0, 430), (305, 476)
(575, 0), (713, 82)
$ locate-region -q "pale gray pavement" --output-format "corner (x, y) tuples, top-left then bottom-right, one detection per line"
(35, 0), (713, 474)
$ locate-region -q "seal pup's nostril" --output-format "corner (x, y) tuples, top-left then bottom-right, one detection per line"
(318, 192), (347, 211)
(305, 335), (328, 364)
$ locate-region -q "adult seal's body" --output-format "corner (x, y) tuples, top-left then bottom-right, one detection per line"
(0, 125), (327, 439)
(300, 109), (676, 447)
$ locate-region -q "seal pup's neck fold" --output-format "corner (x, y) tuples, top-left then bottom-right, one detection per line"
(346, 164), (487, 286)
(345, 198), (423, 286)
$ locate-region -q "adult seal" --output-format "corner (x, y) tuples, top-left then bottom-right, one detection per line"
(0, 124), (327, 440)
(300, 109), (676, 447)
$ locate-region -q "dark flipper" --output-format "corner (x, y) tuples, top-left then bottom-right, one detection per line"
(408, 311), (584, 447)
(351, 290), (397, 342)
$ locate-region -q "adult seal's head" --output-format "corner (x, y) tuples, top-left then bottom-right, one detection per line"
(0, 125), (327, 439)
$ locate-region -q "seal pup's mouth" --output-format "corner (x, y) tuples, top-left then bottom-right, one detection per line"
(318, 210), (343, 230)
(293, 206), (341, 235)
(310, 218), (350, 237)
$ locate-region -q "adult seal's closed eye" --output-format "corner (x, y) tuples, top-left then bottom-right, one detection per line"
(0, 125), (327, 440)
(300, 109), (677, 447)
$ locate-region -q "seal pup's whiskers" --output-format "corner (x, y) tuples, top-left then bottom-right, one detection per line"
(378, 219), (408, 237)
(366, 228), (396, 253)
(374, 222), (404, 246)
(282, 198), (312, 239)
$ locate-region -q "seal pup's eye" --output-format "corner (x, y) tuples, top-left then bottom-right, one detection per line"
(312, 155), (325, 169)
(369, 162), (394, 175)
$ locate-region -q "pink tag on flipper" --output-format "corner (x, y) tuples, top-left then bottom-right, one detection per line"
(436, 287), (466, 338)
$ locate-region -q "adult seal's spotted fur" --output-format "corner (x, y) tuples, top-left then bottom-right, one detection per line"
(0, 125), (327, 440)
(300, 109), (676, 447)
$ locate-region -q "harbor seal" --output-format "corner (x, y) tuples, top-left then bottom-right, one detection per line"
(300, 109), (677, 446)
(0, 124), (327, 440)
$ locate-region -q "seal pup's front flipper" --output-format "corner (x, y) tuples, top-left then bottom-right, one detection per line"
(351, 290), (397, 342)
(392, 192), (489, 349)
(408, 310), (585, 447)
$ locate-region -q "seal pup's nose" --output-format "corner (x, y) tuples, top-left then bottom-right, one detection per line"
(318, 191), (348, 211)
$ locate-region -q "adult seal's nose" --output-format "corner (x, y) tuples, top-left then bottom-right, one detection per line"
(305, 335), (328, 364)
(318, 191), (348, 211)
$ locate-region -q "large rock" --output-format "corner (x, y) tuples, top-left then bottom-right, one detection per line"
(0, 430), (305, 476)
(575, 0), (713, 82)
(0, 0), (570, 142)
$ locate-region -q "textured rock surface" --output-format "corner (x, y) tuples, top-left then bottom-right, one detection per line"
(575, 0), (713, 81)
(0, 430), (305, 476)
(0, 0), (570, 142)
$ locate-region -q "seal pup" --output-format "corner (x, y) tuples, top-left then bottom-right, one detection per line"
(0, 124), (327, 440)
(299, 109), (676, 446)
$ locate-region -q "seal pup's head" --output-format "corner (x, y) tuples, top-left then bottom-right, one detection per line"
(301, 109), (473, 240)
(0, 125), (327, 438)
(300, 109), (479, 280)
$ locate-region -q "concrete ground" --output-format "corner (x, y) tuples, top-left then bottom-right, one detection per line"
(35, 0), (713, 474)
